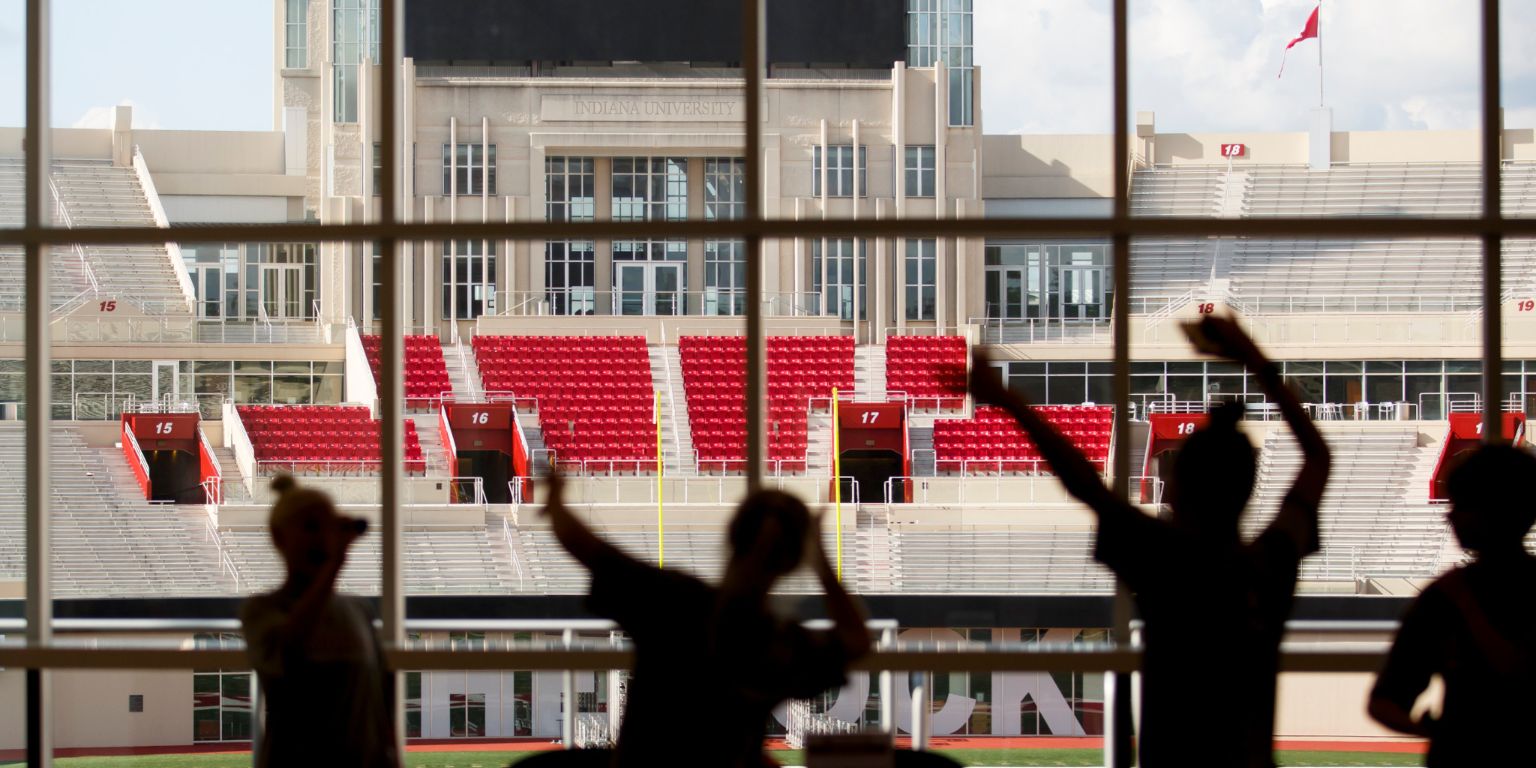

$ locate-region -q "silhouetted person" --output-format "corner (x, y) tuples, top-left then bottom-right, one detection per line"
(241, 475), (399, 768)
(969, 315), (1330, 768)
(1369, 444), (1536, 766)
(541, 473), (870, 768)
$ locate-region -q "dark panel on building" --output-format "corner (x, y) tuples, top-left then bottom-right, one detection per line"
(405, 0), (906, 68)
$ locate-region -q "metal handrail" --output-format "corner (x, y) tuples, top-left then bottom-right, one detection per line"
(201, 513), (240, 592)
(500, 514), (527, 591)
(448, 476), (488, 506)
(658, 326), (685, 474)
(120, 420), (152, 487)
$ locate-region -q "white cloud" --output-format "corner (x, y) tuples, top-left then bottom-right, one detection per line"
(71, 100), (161, 130)
(977, 0), (1534, 134)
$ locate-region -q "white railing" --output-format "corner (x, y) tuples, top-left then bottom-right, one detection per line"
(200, 477), (224, 506)
(970, 316), (1112, 345)
(46, 176), (102, 318)
(121, 422), (152, 490)
(198, 429), (224, 504)
(657, 328), (686, 473)
(573, 713), (612, 749)
(1238, 293), (1484, 314)
(202, 512), (242, 593)
(344, 317), (381, 415)
(45, 315), (199, 344)
(253, 458), (428, 476)
(449, 476), (488, 506)
(1138, 288), (1199, 332)
(508, 478), (528, 507)
(784, 698), (859, 750)
(495, 289), (822, 318)
(194, 319), (325, 344)
(454, 337), (482, 400)
(221, 401), (258, 498)
(133, 146), (197, 315)
(933, 457), (1109, 476)
(500, 514), (526, 590)
(553, 475), (860, 506)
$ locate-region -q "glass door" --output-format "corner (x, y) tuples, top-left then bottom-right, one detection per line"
(260, 264), (306, 320)
(191, 265), (223, 318)
(985, 267), (1029, 320)
(651, 263), (682, 316)
(152, 361), (180, 405)
(615, 263), (684, 316)
(1057, 267), (1106, 320)
(616, 263), (648, 316)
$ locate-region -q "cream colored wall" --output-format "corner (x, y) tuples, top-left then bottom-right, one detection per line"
(981, 134), (1115, 199)
(1146, 126), (1529, 167)
(1153, 130), (1310, 166)
(1276, 672), (1403, 740)
(136, 131), (286, 175)
(52, 669), (194, 749)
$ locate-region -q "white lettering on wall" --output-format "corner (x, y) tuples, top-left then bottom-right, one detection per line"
(542, 94), (743, 122)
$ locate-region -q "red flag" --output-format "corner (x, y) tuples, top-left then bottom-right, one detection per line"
(1279, 4), (1320, 77)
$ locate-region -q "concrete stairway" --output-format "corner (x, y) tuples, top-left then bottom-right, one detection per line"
(408, 412), (452, 476)
(51, 161), (191, 315)
(650, 344), (695, 474)
(853, 345), (888, 402)
(443, 340), (483, 400)
(805, 408), (835, 477)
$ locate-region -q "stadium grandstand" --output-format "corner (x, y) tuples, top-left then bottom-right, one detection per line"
(1, 0), (1532, 760)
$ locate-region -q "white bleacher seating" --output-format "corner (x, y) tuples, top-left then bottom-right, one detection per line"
(0, 424), (229, 597)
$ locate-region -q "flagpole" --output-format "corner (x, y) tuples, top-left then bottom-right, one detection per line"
(1317, 0), (1324, 107)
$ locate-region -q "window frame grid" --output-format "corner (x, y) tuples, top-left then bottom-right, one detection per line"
(442, 143), (496, 197)
(284, 0), (308, 69)
(8, 2), (1515, 766)
(813, 145), (867, 198)
(904, 145), (936, 198)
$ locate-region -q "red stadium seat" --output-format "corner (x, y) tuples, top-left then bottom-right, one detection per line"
(679, 335), (854, 475)
(362, 334), (454, 411)
(472, 336), (658, 474)
(931, 405), (1114, 476)
(234, 405), (426, 477)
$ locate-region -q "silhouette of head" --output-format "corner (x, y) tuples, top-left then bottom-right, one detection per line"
(268, 474), (352, 580)
(1445, 444), (1536, 556)
(1169, 401), (1256, 535)
(728, 489), (812, 579)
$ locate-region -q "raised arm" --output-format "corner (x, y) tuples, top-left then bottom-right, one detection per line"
(969, 349), (1138, 522)
(539, 473), (634, 570)
(1185, 316), (1330, 555)
(807, 514), (871, 662)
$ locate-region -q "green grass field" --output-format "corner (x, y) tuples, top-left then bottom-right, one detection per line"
(0, 747), (1426, 767)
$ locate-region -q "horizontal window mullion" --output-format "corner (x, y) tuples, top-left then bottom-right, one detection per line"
(0, 646), (1392, 674)
(1, 216), (1532, 247)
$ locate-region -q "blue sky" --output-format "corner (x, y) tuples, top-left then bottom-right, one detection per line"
(0, 0), (1528, 135)
(0, 0), (273, 131)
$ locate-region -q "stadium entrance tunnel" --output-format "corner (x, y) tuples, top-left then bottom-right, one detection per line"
(146, 449), (205, 504)
(841, 449), (905, 503)
(121, 413), (217, 504)
(459, 449), (515, 503)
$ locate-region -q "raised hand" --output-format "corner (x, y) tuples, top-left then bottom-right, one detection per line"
(1183, 315), (1264, 366)
(539, 472), (566, 518)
